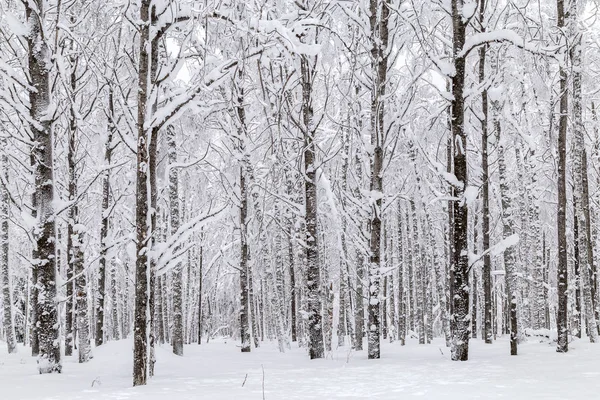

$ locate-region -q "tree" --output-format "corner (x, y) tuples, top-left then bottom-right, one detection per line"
(25, 0), (61, 373)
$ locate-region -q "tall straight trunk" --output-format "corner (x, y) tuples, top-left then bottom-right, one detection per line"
(111, 262), (120, 340)
(353, 150), (366, 350)
(367, 0), (389, 361)
(430, 214), (450, 347)
(66, 66), (91, 362)
(571, 22), (597, 341)
(289, 226), (298, 343)
(300, 46), (324, 360)
(271, 204), (288, 353)
(197, 237), (203, 344)
(133, 0), (151, 386)
(406, 209), (415, 332)
(396, 204), (405, 345)
(555, 0), (569, 353)
(249, 255), (260, 348)
(338, 127), (352, 346)
(167, 125), (184, 356)
(65, 229), (74, 357)
(147, 7), (161, 377)
(97, 90), (116, 346)
(495, 109), (518, 355)
(235, 67), (251, 352)
(582, 149), (599, 335)
(156, 272), (165, 344)
(74, 234), (91, 363)
(26, 0), (60, 373)
(574, 205), (582, 337)
(471, 210), (478, 339)
(543, 231), (550, 330)
(478, 8), (493, 343)
(411, 200), (424, 344)
(450, 0), (469, 360)
(0, 145), (16, 354)
(446, 134), (454, 339)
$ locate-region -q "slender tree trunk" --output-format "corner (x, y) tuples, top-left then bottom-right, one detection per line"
(96, 90), (116, 346)
(353, 150), (366, 350)
(406, 209), (415, 333)
(366, 0), (389, 361)
(574, 201), (582, 337)
(450, 0), (469, 360)
(26, 0), (60, 373)
(411, 200), (424, 345)
(397, 203), (406, 345)
(0, 145), (16, 354)
(289, 228), (298, 343)
(167, 124), (185, 356)
(133, 0), (151, 386)
(495, 108), (518, 355)
(197, 237), (203, 344)
(555, 0), (569, 353)
(300, 47), (325, 359)
(572, 26), (597, 341)
(478, 17), (493, 343)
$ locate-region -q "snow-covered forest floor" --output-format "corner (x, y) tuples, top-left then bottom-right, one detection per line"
(1, 337), (598, 399)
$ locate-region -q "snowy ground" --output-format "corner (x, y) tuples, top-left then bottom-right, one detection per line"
(1, 336), (599, 399)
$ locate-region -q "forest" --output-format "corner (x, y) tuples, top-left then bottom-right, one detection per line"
(1, 0), (600, 398)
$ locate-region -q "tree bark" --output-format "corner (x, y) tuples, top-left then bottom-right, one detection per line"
(26, 0), (60, 373)
(495, 107), (518, 355)
(133, 0), (151, 386)
(450, 0), (470, 361)
(0, 144), (16, 354)
(167, 124), (184, 356)
(555, 0), (569, 353)
(300, 40), (325, 359)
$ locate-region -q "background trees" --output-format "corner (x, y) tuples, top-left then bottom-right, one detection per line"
(1, 0), (600, 384)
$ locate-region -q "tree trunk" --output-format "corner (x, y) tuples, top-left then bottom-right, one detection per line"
(167, 124), (185, 356)
(197, 237), (203, 344)
(574, 202), (582, 338)
(495, 107), (518, 355)
(555, 0), (569, 353)
(27, 0), (60, 373)
(0, 145), (16, 354)
(133, 0), (151, 386)
(96, 89), (116, 346)
(366, 0), (389, 360)
(450, 0), (470, 361)
(478, 13), (493, 343)
(397, 202), (406, 345)
(300, 46), (324, 360)
(571, 22), (598, 341)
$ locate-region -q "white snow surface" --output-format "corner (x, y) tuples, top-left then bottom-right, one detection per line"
(1, 337), (599, 399)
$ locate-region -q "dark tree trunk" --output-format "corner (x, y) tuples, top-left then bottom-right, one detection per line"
(574, 201), (582, 338)
(478, 6), (493, 343)
(450, 0), (469, 361)
(300, 44), (324, 359)
(133, 0), (151, 386)
(555, 0), (569, 353)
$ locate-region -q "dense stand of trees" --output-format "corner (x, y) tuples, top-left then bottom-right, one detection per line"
(1, 0), (600, 386)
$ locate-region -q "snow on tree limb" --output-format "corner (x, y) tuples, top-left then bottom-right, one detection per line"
(458, 30), (561, 59)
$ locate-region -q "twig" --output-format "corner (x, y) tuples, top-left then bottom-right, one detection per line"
(242, 373), (248, 387)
